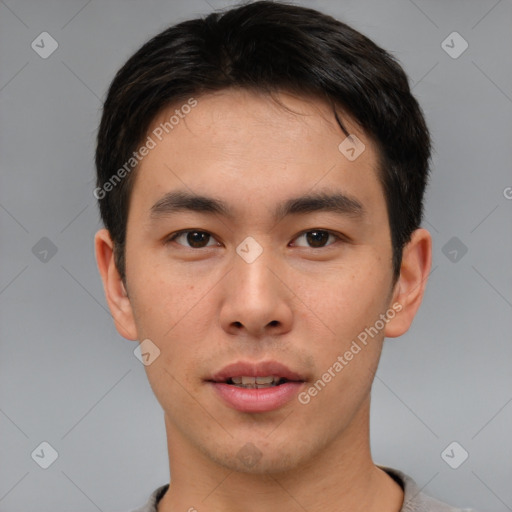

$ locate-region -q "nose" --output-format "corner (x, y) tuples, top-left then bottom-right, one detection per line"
(219, 251), (293, 338)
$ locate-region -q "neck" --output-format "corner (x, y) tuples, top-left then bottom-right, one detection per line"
(158, 399), (403, 512)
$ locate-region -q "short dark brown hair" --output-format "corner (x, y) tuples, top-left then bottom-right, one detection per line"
(95, 0), (431, 283)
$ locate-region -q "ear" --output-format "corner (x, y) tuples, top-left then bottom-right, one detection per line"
(385, 228), (432, 338)
(94, 228), (138, 341)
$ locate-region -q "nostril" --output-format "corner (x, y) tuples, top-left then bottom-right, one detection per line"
(268, 320), (279, 327)
(233, 321), (243, 328)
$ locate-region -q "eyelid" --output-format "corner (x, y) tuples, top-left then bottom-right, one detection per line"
(290, 229), (348, 247)
(165, 229), (221, 247)
(164, 228), (349, 248)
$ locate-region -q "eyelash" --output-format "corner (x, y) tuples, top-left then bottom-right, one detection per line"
(165, 229), (346, 248)
(291, 230), (345, 248)
(166, 230), (221, 248)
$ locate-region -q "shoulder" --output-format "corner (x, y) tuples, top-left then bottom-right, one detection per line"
(378, 466), (479, 512)
(126, 484), (169, 512)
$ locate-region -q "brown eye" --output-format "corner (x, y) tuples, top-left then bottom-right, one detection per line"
(293, 230), (338, 248)
(306, 231), (330, 247)
(170, 230), (217, 248)
(186, 231), (211, 248)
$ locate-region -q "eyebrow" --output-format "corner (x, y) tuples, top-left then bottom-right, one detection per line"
(276, 191), (364, 219)
(148, 190), (365, 222)
(150, 190), (232, 219)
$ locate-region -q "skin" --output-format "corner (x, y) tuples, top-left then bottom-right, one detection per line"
(95, 89), (431, 512)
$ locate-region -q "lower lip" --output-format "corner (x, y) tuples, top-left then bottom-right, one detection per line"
(209, 382), (304, 413)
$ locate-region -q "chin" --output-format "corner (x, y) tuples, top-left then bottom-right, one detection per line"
(204, 437), (317, 476)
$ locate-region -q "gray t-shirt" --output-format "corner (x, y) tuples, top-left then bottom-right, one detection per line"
(130, 466), (477, 512)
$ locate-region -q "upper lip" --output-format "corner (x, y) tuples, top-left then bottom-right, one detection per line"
(208, 360), (306, 383)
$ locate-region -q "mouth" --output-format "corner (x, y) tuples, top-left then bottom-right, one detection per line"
(206, 361), (306, 413)
(207, 360), (306, 386)
(219, 375), (296, 389)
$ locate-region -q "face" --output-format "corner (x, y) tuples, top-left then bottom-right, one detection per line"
(96, 88), (429, 475)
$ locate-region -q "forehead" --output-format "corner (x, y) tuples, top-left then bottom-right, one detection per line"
(129, 88), (384, 220)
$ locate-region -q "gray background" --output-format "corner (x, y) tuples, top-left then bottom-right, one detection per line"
(0, 0), (511, 511)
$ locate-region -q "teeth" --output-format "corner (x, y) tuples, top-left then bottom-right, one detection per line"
(255, 376), (275, 385)
(229, 376), (282, 388)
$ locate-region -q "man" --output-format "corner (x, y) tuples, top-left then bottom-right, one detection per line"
(94, 2), (474, 511)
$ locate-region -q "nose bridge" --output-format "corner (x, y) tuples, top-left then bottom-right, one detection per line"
(231, 247), (276, 305)
(219, 243), (293, 335)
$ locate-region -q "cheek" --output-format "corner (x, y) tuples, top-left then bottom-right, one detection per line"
(128, 270), (223, 395)
(128, 257), (208, 333)
(292, 264), (391, 399)
(295, 263), (391, 338)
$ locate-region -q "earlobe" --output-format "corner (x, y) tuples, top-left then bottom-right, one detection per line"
(94, 229), (138, 341)
(384, 228), (432, 338)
